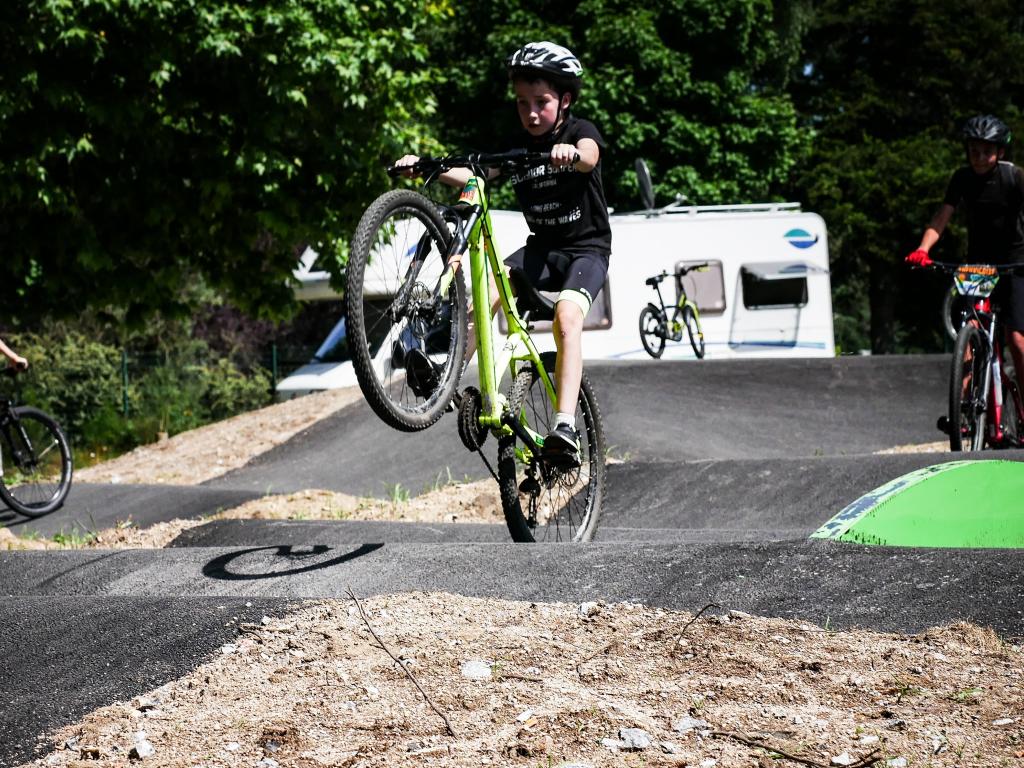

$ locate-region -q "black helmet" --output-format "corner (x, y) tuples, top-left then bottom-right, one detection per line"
(962, 114), (1012, 146)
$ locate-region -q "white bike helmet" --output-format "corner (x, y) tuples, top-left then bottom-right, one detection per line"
(506, 41), (583, 81)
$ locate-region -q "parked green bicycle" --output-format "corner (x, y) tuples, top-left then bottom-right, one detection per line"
(638, 265), (708, 359)
(344, 150), (606, 542)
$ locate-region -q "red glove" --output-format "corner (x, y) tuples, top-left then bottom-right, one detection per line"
(905, 249), (933, 267)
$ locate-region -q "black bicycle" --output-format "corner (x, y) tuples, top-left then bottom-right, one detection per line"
(0, 368), (73, 517)
(638, 265), (708, 359)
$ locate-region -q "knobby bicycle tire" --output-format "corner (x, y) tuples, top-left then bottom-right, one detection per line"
(497, 352), (605, 542)
(638, 305), (666, 359)
(948, 324), (987, 452)
(345, 190), (468, 432)
(683, 304), (705, 359)
(0, 406), (73, 517)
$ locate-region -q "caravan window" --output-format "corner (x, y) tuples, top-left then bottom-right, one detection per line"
(741, 262), (809, 309)
(674, 260), (726, 315)
(313, 299), (392, 363)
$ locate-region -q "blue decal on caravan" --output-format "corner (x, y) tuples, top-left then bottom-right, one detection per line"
(784, 228), (819, 250)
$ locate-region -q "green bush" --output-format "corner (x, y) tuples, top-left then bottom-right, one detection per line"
(4, 328), (272, 457)
(7, 331), (122, 443)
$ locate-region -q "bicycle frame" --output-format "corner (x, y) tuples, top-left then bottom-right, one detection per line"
(434, 173), (556, 444)
(969, 304), (1024, 446)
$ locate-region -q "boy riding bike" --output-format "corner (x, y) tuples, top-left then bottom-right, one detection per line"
(395, 41), (611, 464)
(906, 114), (1024, 397)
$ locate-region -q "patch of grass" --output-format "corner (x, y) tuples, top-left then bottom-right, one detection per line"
(385, 483), (410, 504)
(51, 529), (98, 548)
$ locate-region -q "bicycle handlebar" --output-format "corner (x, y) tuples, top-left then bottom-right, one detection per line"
(646, 264), (710, 283)
(912, 260), (1024, 275)
(387, 149), (579, 179)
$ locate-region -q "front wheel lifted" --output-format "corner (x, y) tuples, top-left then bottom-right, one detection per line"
(497, 352), (605, 542)
(345, 190), (468, 432)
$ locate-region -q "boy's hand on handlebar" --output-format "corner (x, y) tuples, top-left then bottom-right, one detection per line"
(392, 155), (421, 178)
(905, 249), (933, 267)
(550, 144), (581, 168)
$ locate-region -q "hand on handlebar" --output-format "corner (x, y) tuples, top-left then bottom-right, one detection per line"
(550, 144), (582, 168)
(391, 154), (422, 178)
(905, 249), (933, 267)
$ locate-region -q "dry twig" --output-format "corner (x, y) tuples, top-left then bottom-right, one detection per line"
(711, 731), (880, 768)
(346, 588), (458, 737)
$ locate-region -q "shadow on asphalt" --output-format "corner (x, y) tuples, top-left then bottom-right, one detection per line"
(202, 542), (383, 580)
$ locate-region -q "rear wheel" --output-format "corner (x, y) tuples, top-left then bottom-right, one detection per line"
(949, 324), (988, 451)
(345, 190), (467, 431)
(683, 304), (705, 359)
(1000, 373), (1022, 447)
(638, 305), (666, 358)
(497, 352), (605, 542)
(0, 407), (73, 517)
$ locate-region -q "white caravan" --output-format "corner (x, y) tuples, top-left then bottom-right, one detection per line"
(276, 196), (834, 399)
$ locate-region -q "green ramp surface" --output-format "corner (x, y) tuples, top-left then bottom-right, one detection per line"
(812, 460), (1024, 548)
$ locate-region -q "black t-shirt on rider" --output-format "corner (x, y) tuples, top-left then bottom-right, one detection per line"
(506, 115), (612, 258)
(943, 161), (1024, 263)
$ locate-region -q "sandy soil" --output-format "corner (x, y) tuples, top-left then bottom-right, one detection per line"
(21, 594), (1024, 767)
(14, 391), (1017, 768)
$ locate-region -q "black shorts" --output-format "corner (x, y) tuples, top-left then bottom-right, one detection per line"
(504, 244), (609, 310)
(994, 275), (1024, 332)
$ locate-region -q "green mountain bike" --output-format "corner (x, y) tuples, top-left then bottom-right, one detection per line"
(638, 265), (707, 359)
(345, 150), (606, 542)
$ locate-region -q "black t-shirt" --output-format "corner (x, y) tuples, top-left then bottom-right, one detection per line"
(943, 161), (1024, 262)
(505, 116), (612, 258)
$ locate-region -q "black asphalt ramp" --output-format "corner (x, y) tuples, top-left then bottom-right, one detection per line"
(206, 356), (950, 499)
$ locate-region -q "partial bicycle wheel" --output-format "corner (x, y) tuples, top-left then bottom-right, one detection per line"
(0, 407), (73, 517)
(682, 304), (705, 359)
(638, 305), (666, 358)
(948, 324), (987, 451)
(497, 352), (605, 542)
(942, 288), (972, 343)
(345, 189), (468, 431)
(1000, 375), (1022, 447)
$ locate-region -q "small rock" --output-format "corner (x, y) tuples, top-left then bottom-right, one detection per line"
(831, 753), (854, 766)
(579, 601), (600, 618)
(461, 660), (492, 680)
(729, 609), (752, 620)
(129, 739), (155, 761)
(659, 741), (679, 754)
(859, 734), (880, 745)
(618, 728), (652, 750)
(887, 759), (908, 768)
(220, 643), (237, 655)
(63, 737), (79, 751)
(257, 760), (279, 768)
(600, 738), (623, 752)
(700, 759), (718, 768)
(224, 742), (240, 752)
(993, 717), (1015, 726)
(516, 709), (535, 723)
(772, 634), (792, 644)
(672, 716), (710, 734)
(556, 763), (594, 768)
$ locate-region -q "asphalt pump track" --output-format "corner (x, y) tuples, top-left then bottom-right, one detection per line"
(3, 354), (1024, 766)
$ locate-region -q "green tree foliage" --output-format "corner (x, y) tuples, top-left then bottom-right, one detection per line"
(425, 0), (807, 209)
(0, 0), (441, 325)
(793, 0), (1024, 352)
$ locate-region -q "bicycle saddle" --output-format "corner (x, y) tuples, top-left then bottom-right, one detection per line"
(645, 274), (666, 287)
(508, 268), (556, 322)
